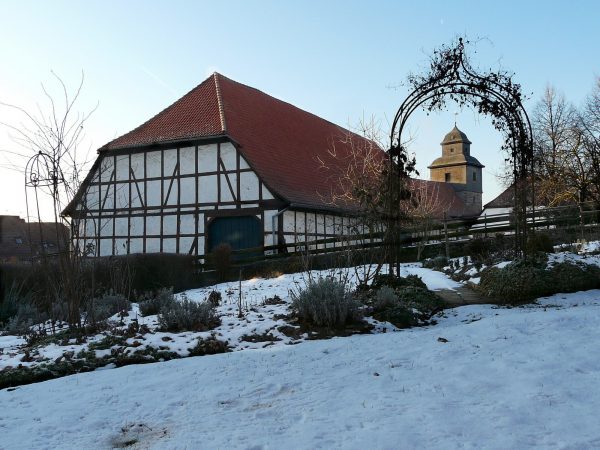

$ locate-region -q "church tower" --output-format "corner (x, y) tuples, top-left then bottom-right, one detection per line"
(428, 126), (484, 216)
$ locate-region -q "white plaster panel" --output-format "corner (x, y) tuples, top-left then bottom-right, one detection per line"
(114, 239), (128, 255)
(146, 180), (161, 207)
(131, 153), (144, 179)
(163, 215), (177, 235)
(306, 214), (316, 235)
(131, 182), (145, 208)
(146, 151), (161, 178)
(99, 218), (113, 237)
(162, 238), (176, 253)
(179, 237), (195, 254)
(199, 175), (218, 203)
(180, 214), (195, 234)
(115, 183), (129, 209)
(130, 216), (144, 236)
(316, 214), (325, 234)
(84, 219), (97, 236)
(100, 157), (114, 181)
(220, 143), (237, 170)
(85, 185), (99, 210)
(162, 179), (178, 206)
(198, 238), (205, 256)
(179, 147), (196, 174)
(146, 216), (160, 235)
(263, 232), (271, 247)
(283, 211), (295, 233)
(220, 174), (236, 202)
(240, 171), (259, 201)
(146, 238), (160, 253)
(180, 177), (195, 204)
(198, 144), (217, 172)
(261, 184), (275, 200)
(115, 155), (129, 181)
(99, 238), (113, 256)
(295, 212), (306, 234)
(197, 215), (204, 234)
(100, 184), (114, 209)
(129, 238), (143, 254)
(325, 215), (335, 235)
(239, 155), (250, 170)
(163, 148), (178, 176)
(115, 218), (128, 237)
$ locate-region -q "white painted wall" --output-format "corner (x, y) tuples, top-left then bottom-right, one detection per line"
(79, 142), (283, 257)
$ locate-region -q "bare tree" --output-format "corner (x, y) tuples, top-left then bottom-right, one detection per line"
(532, 85), (589, 205)
(320, 117), (417, 281)
(579, 77), (600, 204)
(0, 72), (97, 328)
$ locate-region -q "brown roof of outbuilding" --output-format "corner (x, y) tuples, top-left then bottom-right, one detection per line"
(408, 179), (471, 219)
(0, 216), (69, 261)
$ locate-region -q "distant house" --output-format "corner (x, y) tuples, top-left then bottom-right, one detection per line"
(0, 216), (69, 263)
(480, 177), (548, 218)
(64, 74), (484, 257)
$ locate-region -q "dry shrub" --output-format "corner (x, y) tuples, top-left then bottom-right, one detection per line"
(290, 277), (363, 328)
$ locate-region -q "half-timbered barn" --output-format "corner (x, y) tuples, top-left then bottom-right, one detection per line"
(65, 73), (373, 258)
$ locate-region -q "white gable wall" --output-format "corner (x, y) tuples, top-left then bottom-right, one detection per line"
(75, 141), (281, 257)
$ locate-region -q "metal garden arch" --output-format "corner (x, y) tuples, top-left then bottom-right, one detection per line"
(387, 38), (534, 269)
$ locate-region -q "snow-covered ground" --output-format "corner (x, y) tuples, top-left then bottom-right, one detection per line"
(2, 288), (600, 449)
(442, 240), (600, 285)
(0, 264), (460, 371)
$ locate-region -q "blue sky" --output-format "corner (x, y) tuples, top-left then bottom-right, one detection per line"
(1, 0), (599, 218)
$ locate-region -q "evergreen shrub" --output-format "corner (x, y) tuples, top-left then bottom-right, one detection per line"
(478, 259), (600, 303)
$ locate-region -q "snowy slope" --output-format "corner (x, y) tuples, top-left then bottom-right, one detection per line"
(0, 263), (461, 370)
(2, 289), (600, 449)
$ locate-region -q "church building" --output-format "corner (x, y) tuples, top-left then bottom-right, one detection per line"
(428, 126), (484, 217)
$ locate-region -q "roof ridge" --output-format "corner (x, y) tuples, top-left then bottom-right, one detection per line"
(213, 73), (227, 132)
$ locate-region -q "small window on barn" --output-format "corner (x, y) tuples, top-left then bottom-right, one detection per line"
(15, 237), (23, 244)
(450, 147), (454, 153)
(445, 173), (451, 182)
(472, 171), (477, 181)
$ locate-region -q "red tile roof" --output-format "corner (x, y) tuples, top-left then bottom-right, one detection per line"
(101, 73), (377, 211)
(102, 75), (225, 150)
(97, 73), (472, 217)
(408, 179), (469, 219)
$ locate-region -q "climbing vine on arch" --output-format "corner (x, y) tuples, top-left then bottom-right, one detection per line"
(388, 37), (535, 265)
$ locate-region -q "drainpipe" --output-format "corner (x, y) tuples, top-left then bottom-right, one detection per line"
(272, 207), (290, 251)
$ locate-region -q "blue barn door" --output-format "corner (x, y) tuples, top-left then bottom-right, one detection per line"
(207, 216), (262, 256)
